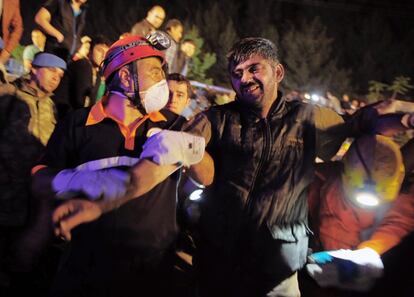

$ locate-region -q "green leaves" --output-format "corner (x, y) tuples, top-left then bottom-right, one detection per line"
(184, 26), (216, 85)
(388, 76), (414, 99)
(367, 77), (414, 103)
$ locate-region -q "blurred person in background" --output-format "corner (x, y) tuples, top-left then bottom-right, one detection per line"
(351, 99), (360, 111)
(130, 5), (166, 36)
(341, 93), (355, 117)
(66, 34), (110, 108)
(163, 19), (184, 73)
(325, 91), (344, 114)
(35, 0), (88, 119)
(35, 0), (88, 61)
(87, 35), (110, 103)
(22, 29), (46, 73)
(176, 39), (196, 76)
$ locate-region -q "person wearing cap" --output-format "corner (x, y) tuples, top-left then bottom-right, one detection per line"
(306, 134), (414, 293)
(31, 33), (213, 296)
(0, 52), (65, 291)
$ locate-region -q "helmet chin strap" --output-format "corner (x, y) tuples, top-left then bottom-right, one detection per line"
(123, 61), (147, 114)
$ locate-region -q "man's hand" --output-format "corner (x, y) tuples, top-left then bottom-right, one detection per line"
(55, 31), (64, 43)
(0, 50), (11, 65)
(306, 248), (384, 292)
(140, 130), (205, 167)
(53, 199), (103, 241)
(52, 168), (130, 201)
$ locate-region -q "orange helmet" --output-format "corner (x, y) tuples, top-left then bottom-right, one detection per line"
(101, 32), (170, 81)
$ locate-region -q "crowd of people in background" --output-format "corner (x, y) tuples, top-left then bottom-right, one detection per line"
(0, 1), (413, 297)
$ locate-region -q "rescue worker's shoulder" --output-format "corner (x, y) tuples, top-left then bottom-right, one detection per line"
(183, 112), (212, 144)
(0, 83), (17, 97)
(313, 105), (344, 131)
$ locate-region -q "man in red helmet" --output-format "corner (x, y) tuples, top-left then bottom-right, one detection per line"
(31, 33), (213, 296)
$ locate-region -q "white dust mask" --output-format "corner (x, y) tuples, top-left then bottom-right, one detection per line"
(139, 79), (169, 114)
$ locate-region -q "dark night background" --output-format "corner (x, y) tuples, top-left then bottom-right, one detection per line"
(20, 0), (414, 98)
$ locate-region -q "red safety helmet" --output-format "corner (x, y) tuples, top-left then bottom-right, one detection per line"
(101, 33), (168, 81)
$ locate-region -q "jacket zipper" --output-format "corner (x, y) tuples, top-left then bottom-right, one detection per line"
(246, 118), (272, 212)
(70, 14), (78, 55)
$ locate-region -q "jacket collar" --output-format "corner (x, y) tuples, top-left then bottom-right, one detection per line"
(236, 91), (287, 120)
(85, 98), (167, 126)
(16, 78), (52, 100)
(267, 91), (287, 119)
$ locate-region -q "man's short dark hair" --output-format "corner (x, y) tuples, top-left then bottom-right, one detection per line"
(182, 38), (196, 46)
(165, 19), (183, 32)
(227, 37), (280, 71)
(167, 73), (193, 98)
(91, 35), (111, 49)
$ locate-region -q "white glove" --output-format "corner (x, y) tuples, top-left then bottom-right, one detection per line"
(52, 168), (130, 201)
(140, 130), (205, 167)
(306, 248), (384, 292)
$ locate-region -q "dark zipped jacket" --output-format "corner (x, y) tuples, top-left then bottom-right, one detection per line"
(199, 92), (347, 281)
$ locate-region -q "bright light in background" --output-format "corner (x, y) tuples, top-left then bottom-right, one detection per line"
(304, 93), (311, 100)
(311, 94), (320, 102)
(355, 192), (379, 207)
(189, 189), (203, 201)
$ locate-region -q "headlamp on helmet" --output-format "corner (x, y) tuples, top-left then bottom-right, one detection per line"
(341, 135), (405, 209)
(146, 30), (171, 51)
(353, 178), (380, 208)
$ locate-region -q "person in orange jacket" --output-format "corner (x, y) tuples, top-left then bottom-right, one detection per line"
(306, 134), (414, 292)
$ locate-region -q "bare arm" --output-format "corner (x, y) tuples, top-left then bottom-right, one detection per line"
(0, 0), (23, 63)
(23, 59), (32, 73)
(35, 7), (64, 42)
(375, 113), (413, 136)
(180, 113), (214, 185)
(187, 151), (214, 186)
(315, 105), (414, 160)
(99, 159), (179, 213)
(349, 100), (414, 136)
